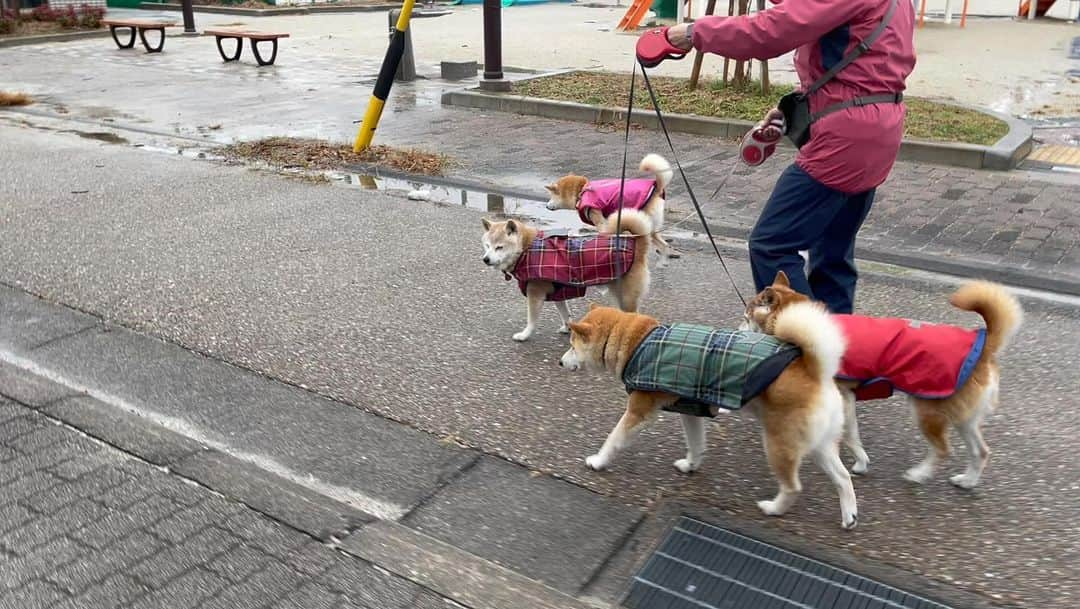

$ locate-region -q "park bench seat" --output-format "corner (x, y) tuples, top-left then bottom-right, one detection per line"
(204, 29), (291, 67)
(101, 19), (177, 53)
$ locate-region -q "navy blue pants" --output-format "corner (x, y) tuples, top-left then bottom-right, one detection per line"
(748, 164), (875, 314)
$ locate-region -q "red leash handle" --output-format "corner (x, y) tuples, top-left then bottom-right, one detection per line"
(636, 27), (687, 68)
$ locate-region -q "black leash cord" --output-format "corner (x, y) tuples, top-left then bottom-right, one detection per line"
(633, 62), (748, 307)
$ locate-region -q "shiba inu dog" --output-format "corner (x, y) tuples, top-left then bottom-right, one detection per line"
(544, 154), (677, 259)
(743, 272), (1022, 489)
(481, 211), (652, 341)
(559, 303), (859, 529)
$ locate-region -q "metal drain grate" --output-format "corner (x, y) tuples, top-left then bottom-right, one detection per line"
(624, 517), (952, 609)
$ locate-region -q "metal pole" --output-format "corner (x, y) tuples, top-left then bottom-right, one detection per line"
(354, 0), (416, 151)
(179, 0), (196, 34)
(480, 0), (510, 91)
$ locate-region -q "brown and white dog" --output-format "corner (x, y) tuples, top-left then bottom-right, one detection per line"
(544, 154), (676, 259)
(559, 303), (859, 529)
(742, 272), (1022, 489)
(481, 212), (652, 341)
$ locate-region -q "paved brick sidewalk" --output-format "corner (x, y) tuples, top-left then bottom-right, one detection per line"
(0, 398), (451, 609)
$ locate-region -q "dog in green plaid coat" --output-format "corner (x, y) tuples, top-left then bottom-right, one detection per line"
(559, 303), (859, 530)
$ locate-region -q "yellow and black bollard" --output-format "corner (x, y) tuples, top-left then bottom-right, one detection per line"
(354, 0), (416, 152)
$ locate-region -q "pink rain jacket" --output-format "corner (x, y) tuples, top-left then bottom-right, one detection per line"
(691, 0), (916, 194)
(577, 179), (659, 226)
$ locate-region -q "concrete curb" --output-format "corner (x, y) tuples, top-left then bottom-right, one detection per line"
(139, 2), (401, 16)
(0, 29), (110, 48)
(440, 87), (1035, 171)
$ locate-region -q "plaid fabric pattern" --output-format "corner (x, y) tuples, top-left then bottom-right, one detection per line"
(622, 324), (800, 411)
(510, 233), (636, 302)
(576, 179), (659, 226)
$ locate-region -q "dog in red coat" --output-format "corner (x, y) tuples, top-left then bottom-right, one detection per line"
(743, 272), (1022, 490)
(481, 211), (652, 341)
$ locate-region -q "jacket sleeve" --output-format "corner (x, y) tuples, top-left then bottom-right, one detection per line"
(691, 0), (869, 61)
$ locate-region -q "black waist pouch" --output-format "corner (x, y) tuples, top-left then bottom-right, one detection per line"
(778, 91), (812, 149)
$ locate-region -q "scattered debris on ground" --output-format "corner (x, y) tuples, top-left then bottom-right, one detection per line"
(0, 91), (33, 107)
(514, 71), (1009, 146)
(217, 137), (451, 176)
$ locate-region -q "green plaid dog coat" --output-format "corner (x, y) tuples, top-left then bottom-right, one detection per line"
(622, 324), (802, 416)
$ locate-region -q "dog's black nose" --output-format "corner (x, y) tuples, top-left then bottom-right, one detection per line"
(482, 256), (490, 265)
(558, 360), (563, 367)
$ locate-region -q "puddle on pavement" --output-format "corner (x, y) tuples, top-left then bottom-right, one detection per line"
(332, 173), (581, 231)
(330, 173), (707, 243)
(71, 131), (129, 145)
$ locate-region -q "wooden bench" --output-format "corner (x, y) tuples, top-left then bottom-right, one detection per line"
(100, 19), (177, 53)
(204, 30), (291, 67)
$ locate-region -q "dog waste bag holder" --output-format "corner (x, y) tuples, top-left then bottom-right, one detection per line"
(624, 516), (955, 609)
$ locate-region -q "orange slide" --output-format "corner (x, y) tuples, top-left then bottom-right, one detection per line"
(1017, 0), (1056, 16)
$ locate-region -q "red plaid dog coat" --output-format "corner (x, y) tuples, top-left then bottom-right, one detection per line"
(509, 232), (636, 301)
(576, 179), (660, 226)
(835, 315), (986, 401)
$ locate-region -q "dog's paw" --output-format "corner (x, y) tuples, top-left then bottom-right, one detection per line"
(903, 466), (933, 484)
(842, 512), (859, 530)
(558, 324), (571, 335)
(949, 473), (979, 489)
(585, 454), (609, 471)
(757, 500), (785, 517)
(673, 458), (699, 474)
(512, 330), (533, 342)
(850, 460), (869, 476)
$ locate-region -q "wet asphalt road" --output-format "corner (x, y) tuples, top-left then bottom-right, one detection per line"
(1, 125), (1077, 608)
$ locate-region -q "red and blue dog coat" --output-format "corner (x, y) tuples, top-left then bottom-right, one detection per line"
(835, 315), (986, 401)
(509, 232), (635, 301)
(576, 179), (660, 226)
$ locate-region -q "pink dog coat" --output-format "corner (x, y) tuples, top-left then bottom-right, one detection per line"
(834, 315), (985, 401)
(509, 232), (636, 302)
(576, 179), (659, 226)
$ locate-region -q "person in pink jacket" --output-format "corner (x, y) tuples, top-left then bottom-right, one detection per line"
(664, 0), (916, 313)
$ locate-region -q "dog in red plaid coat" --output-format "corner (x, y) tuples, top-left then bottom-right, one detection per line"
(481, 210), (652, 341)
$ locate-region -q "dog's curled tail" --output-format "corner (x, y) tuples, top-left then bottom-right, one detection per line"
(772, 301), (846, 385)
(950, 281), (1023, 356)
(599, 208), (653, 236)
(639, 154), (674, 192)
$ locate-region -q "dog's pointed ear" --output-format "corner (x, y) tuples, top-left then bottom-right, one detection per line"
(506, 220), (518, 234)
(761, 287), (776, 306)
(569, 321), (593, 338)
(773, 271), (790, 288)
(545, 184), (557, 193)
(482, 218), (492, 231)
(588, 302), (600, 311)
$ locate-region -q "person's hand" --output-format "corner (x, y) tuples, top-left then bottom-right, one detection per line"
(760, 108), (785, 141)
(665, 23), (693, 51)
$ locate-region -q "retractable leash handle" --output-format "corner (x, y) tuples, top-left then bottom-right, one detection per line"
(636, 27), (687, 68)
(738, 114), (785, 167)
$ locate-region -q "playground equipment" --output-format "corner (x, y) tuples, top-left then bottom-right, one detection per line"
(1017, 0), (1057, 17)
(617, 0), (653, 31)
(918, 0), (970, 27)
(449, 0), (572, 5)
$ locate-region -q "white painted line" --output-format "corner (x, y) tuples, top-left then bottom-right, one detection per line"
(0, 347), (407, 521)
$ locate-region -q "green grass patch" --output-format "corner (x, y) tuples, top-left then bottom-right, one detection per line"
(512, 72), (1008, 146)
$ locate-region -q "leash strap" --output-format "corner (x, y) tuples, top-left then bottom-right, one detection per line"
(638, 64), (747, 307)
(612, 63), (637, 278)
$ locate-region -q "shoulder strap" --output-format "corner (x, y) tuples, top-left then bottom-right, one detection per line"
(805, 0), (899, 96)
